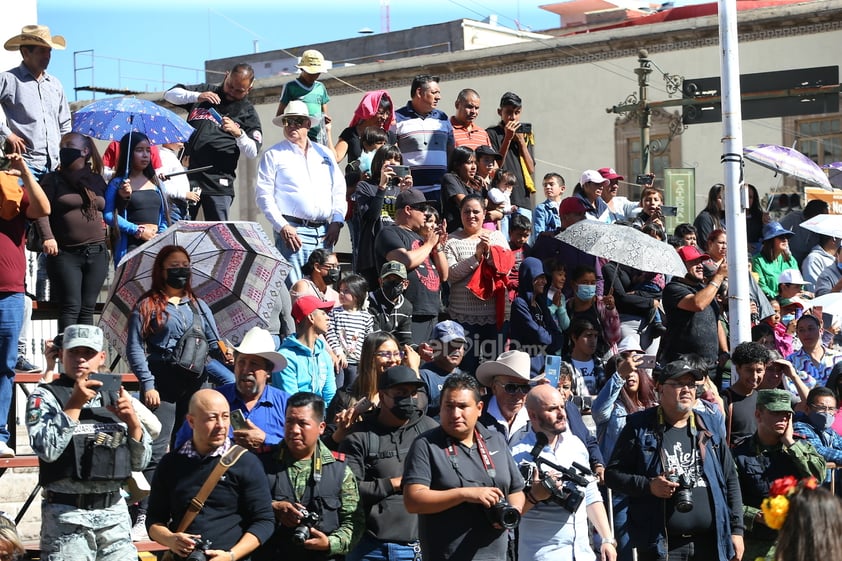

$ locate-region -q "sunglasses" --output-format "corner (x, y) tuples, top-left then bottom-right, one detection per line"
(282, 117), (310, 128)
(496, 381), (531, 395)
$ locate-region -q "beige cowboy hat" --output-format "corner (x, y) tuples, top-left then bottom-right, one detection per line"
(4, 25), (66, 51)
(476, 350), (543, 387)
(272, 99), (319, 128)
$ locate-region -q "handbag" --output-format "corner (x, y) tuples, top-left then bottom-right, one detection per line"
(159, 445), (248, 561)
(166, 300), (210, 378)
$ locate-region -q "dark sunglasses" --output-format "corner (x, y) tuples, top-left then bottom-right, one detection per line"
(496, 381), (531, 395)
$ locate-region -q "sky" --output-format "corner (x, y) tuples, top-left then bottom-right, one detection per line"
(36, 0), (706, 101)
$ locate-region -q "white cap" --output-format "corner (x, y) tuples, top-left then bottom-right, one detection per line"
(580, 169), (609, 185)
(778, 269), (807, 285)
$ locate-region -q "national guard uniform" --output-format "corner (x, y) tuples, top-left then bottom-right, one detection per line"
(26, 324), (152, 560)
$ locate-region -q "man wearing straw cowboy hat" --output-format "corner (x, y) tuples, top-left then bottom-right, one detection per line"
(0, 24), (71, 177)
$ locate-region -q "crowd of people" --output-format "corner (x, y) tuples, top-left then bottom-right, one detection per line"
(3, 23), (842, 561)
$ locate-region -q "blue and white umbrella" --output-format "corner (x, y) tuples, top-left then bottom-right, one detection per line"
(72, 96), (195, 145)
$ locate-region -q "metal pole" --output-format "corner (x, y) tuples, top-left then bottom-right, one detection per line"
(635, 49), (653, 175)
(719, 0), (751, 347)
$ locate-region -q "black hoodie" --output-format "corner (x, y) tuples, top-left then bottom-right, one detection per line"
(510, 257), (563, 354)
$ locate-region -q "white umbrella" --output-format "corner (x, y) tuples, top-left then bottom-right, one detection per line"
(800, 214), (842, 238)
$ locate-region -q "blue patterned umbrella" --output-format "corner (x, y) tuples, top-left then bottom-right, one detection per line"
(72, 96), (195, 145)
(744, 144), (831, 190)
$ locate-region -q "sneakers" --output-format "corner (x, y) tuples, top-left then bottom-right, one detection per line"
(14, 356), (40, 373)
(131, 513), (149, 542)
(0, 442), (15, 458)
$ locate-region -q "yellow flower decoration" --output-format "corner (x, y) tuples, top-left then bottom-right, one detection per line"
(761, 494), (790, 530)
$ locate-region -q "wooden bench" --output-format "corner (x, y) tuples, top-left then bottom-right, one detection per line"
(23, 539), (168, 560)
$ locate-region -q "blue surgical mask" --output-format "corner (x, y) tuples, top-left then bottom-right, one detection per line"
(781, 313), (795, 325)
(359, 150), (375, 175)
(808, 411), (835, 431)
(576, 284), (597, 300)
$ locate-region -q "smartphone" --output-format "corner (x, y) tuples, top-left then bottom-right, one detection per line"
(660, 205), (678, 217)
(639, 354), (657, 369)
(544, 355), (562, 388)
(391, 165), (410, 178)
(230, 409), (248, 430)
(636, 174), (654, 186)
(208, 108), (223, 124)
(519, 123), (532, 134)
(89, 373), (121, 402)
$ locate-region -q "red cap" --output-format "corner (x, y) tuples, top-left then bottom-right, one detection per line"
(559, 197), (590, 215)
(291, 295), (334, 323)
(676, 245), (710, 263)
(598, 167), (624, 181)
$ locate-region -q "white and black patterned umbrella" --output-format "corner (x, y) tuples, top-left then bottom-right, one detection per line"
(556, 220), (687, 276)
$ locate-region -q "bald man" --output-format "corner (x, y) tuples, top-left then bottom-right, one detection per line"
(147, 389), (274, 561)
(512, 384), (616, 561)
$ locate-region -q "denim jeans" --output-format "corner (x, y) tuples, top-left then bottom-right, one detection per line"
(275, 224), (329, 286)
(347, 534), (420, 561)
(45, 242), (109, 332)
(0, 292), (24, 443)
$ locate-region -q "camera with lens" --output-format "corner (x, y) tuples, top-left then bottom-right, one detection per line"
(184, 537), (212, 561)
(485, 498), (521, 529)
(292, 507), (322, 544)
(523, 433), (592, 514)
(667, 471), (695, 513)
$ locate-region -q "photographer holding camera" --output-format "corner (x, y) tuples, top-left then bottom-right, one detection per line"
(257, 392), (364, 561)
(606, 360), (744, 561)
(512, 383), (616, 561)
(403, 373), (525, 561)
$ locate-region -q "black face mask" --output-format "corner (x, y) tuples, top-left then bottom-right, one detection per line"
(165, 267), (191, 289)
(324, 267), (341, 285)
(382, 279), (405, 301)
(390, 395), (418, 420)
(59, 147), (83, 169)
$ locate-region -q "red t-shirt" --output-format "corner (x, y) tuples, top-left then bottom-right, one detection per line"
(0, 185), (28, 293)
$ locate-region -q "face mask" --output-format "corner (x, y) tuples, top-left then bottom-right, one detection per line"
(59, 147), (83, 169)
(165, 267), (191, 289)
(781, 313), (795, 325)
(808, 411), (835, 430)
(576, 284), (597, 300)
(359, 150), (375, 175)
(390, 395), (418, 420)
(382, 279), (405, 301)
(323, 267), (341, 284)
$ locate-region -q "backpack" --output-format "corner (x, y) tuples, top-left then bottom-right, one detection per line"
(165, 300), (209, 378)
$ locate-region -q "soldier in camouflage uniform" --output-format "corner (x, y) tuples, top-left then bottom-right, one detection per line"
(256, 392), (364, 561)
(26, 324), (151, 560)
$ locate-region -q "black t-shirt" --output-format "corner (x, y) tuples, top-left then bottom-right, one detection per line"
(486, 124), (534, 210)
(659, 279), (719, 366)
(339, 126), (363, 164)
(661, 424), (715, 536)
(441, 173), (471, 233)
(722, 389), (758, 446)
(374, 224), (441, 316)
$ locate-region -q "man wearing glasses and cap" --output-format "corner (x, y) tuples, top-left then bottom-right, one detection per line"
(606, 360), (744, 561)
(419, 320), (468, 418)
(256, 100), (346, 284)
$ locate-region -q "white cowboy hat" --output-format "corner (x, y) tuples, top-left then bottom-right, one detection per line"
(232, 326), (287, 372)
(5, 25), (66, 51)
(476, 350), (540, 387)
(271, 99), (319, 128)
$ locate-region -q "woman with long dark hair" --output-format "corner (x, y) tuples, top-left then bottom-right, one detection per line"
(752, 221), (797, 300)
(441, 145), (480, 231)
(103, 131), (169, 267)
(694, 183), (725, 252)
(34, 132), (109, 332)
(125, 245), (229, 533)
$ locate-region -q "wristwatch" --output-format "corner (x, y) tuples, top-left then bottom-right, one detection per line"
(602, 538), (618, 547)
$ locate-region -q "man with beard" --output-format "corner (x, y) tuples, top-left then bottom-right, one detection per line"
(657, 245), (728, 375)
(606, 360), (744, 561)
(511, 384), (616, 561)
(450, 89), (490, 150)
(339, 366), (438, 560)
(164, 63), (262, 220)
(174, 326), (290, 452)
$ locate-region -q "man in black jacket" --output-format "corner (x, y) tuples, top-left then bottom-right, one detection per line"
(339, 366), (438, 559)
(368, 261), (413, 346)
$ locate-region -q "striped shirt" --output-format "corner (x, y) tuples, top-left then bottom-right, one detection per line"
(444, 229), (510, 325)
(326, 306), (374, 364)
(393, 102), (454, 193)
(450, 117), (491, 150)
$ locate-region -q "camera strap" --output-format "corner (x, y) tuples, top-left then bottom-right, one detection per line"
(446, 429), (497, 480)
(280, 446), (324, 505)
(176, 444), (248, 533)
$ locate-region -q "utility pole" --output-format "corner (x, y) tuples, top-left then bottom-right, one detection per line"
(635, 50), (653, 175)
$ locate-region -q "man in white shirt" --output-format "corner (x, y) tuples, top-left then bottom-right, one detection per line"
(512, 384), (616, 561)
(255, 100), (346, 284)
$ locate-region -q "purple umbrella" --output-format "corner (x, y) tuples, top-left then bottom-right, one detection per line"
(744, 144), (832, 190)
(822, 162), (842, 189)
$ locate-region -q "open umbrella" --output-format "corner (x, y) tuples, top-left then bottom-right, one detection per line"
(743, 144), (832, 190)
(72, 96), (195, 145)
(822, 162), (842, 189)
(800, 214), (842, 238)
(556, 220), (687, 277)
(801, 292), (842, 316)
(99, 221), (289, 354)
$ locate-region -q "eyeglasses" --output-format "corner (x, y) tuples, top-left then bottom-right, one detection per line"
(663, 381), (702, 391)
(282, 117), (310, 128)
(495, 381), (532, 395)
(810, 404), (838, 414)
(376, 351), (405, 359)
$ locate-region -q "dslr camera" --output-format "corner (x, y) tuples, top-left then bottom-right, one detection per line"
(521, 462), (588, 513)
(667, 471), (695, 513)
(184, 537), (212, 561)
(485, 498), (521, 529)
(292, 507), (322, 544)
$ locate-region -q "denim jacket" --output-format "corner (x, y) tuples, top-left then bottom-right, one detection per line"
(605, 407), (744, 561)
(591, 372), (630, 461)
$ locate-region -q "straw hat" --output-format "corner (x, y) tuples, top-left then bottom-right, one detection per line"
(4, 25), (66, 51)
